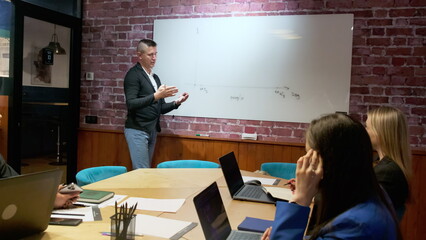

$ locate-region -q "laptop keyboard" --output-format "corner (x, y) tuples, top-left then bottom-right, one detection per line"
(239, 185), (263, 198)
(227, 230), (262, 240)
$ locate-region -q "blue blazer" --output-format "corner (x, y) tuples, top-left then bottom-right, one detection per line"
(270, 199), (397, 240)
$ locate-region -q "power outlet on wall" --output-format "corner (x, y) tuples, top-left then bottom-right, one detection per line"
(86, 72), (94, 81)
(85, 115), (98, 124)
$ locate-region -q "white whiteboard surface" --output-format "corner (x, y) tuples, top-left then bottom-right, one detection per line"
(153, 14), (353, 123)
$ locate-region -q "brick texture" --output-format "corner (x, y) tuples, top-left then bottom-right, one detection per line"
(80, 0), (426, 150)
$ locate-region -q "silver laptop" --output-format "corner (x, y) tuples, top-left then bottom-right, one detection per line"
(193, 181), (262, 240)
(0, 169), (62, 239)
(219, 152), (275, 204)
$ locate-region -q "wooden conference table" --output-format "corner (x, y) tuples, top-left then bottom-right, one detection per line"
(29, 168), (285, 240)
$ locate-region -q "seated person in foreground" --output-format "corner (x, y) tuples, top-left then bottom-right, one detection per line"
(0, 154), (79, 208)
(262, 113), (401, 240)
(366, 106), (411, 219)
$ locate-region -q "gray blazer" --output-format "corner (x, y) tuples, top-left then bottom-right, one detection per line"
(124, 62), (178, 133)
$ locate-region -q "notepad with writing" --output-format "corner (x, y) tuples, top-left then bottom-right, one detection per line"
(264, 186), (293, 201)
(78, 189), (114, 204)
(237, 217), (273, 233)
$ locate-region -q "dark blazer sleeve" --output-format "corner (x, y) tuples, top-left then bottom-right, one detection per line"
(0, 154), (18, 178)
(374, 157), (409, 210)
(124, 66), (156, 111)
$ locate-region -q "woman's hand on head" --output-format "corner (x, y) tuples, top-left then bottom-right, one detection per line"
(291, 149), (323, 206)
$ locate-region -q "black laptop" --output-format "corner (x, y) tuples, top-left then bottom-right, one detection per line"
(193, 181), (262, 240)
(219, 152), (275, 204)
(0, 169), (62, 239)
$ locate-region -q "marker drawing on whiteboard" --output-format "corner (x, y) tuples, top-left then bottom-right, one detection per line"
(230, 95), (244, 101)
(200, 87), (208, 93)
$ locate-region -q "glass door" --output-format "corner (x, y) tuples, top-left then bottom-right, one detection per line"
(10, 1), (81, 183)
(20, 16), (71, 182)
(0, 0), (12, 168)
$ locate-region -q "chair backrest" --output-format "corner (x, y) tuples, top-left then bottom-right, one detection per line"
(76, 166), (127, 186)
(156, 160), (220, 168)
(261, 162), (297, 179)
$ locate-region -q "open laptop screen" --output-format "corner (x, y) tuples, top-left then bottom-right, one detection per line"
(219, 152), (245, 196)
(193, 182), (232, 240)
(0, 169), (61, 239)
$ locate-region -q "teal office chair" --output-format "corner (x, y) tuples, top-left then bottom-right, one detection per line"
(260, 162), (297, 180)
(76, 166), (127, 186)
(157, 160), (220, 168)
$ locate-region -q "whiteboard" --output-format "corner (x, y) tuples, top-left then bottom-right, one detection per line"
(153, 14), (353, 123)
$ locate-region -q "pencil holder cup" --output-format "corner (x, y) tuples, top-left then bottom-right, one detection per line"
(110, 213), (136, 240)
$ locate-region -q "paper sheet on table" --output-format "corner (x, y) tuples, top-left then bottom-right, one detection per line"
(243, 176), (279, 185)
(51, 206), (96, 222)
(264, 186), (293, 201)
(135, 214), (197, 240)
(120, 197), (185, 212)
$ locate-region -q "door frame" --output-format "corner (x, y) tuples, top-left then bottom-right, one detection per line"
(11, 1), (81, 182)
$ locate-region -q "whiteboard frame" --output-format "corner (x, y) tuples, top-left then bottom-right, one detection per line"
(153, 14), (353, 123)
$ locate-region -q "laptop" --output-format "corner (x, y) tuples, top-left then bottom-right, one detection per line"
(0, 169), (62, 239)
(219, 152), (275, 204)
(193, 181), (263, 240)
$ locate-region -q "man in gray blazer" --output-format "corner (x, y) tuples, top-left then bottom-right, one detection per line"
(124, 39), (189, 169)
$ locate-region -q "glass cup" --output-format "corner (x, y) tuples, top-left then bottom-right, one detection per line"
(110, 213), (136, 240)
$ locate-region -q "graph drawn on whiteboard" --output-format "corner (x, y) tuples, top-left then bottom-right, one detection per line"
(153, 14), (353, 123)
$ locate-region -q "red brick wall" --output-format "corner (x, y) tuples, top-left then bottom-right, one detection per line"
(80, 0), (426, 150)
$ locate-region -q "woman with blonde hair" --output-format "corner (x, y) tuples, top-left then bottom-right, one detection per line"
(366, 106), (411, 219)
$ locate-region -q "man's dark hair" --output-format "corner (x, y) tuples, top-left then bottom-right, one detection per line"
(137, 39), (157, 53)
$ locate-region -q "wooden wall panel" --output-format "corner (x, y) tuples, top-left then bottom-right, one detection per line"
(153, 137), (239, 166)
(77, 130), (132, 171)
(0, 96), (8, 160)
(238, 143), (305, 171)
(77, 128), (425, 239)
(400, 153), (426, 240)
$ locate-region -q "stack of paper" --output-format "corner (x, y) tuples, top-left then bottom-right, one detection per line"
(119, 197), (185, 212)
(135, 214), (197, 239)
(51, 206), (102, 222)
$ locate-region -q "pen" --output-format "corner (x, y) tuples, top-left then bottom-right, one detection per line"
(284, 179), (295, 186)
(51, 213), (85, 216)
(195, 134), (209, 137)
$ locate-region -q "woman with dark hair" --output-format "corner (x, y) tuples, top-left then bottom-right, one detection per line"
(262, 113), (401, 240)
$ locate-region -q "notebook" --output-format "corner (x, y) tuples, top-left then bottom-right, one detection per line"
(193, 181), (262, 240)
(0, 169), (62, 239)
(78, 189), (114, 203)
(219, 152), (275, 204)
(237, 217), (273, 233)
